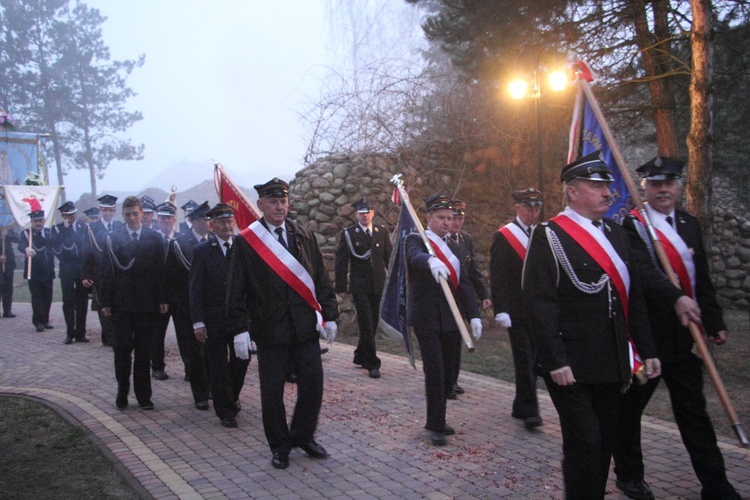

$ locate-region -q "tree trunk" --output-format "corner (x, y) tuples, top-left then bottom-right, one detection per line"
(630, 0), (679, 157)
(686, 0), (713, 237)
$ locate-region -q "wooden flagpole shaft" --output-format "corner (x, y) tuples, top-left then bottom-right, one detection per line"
(1, 227), (6, 273)
(390, 175), (474, 352)
(26, 228), (32, 280)
(579, 79), (748, 447)
(214, 162), (263, 221)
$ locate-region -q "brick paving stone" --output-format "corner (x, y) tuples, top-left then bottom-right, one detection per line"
(1, 301), (749, 498)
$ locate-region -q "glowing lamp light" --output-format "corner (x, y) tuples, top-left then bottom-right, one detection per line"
(547, 70), (568, 92)
(509, 79), (528, 100)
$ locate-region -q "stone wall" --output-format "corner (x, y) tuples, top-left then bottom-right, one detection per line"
(289, 152), (750, 317)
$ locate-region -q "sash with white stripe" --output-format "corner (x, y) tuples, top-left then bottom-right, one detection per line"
(425, 229), (460, 289)
(239, 221), (324, 327)
(631, 205), (696, 297)
(555, 208), (630, 307)
(498, 222), (529, 260)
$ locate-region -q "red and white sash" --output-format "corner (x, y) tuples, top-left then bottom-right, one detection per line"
(631, 206), (696, 298)
(498, 221), (529, 260)
(425, 229), (460, 289)
(553, 209), (643, 375)
(240, 221), (324, 327)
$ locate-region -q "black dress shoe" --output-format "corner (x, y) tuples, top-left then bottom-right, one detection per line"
(368, 368), (381, 379)
(75, 337), (90, 343)
(152, 370), (169, 380)
(428, 430), (446, 446)
(116, 394), (128, 409)
(453, 384), (465, 394)
(425, 424), (455, 436)
(615, 479), (654, 500)
(286, 372), (298, 384)
(523, 415), (543, 428)
(271, 452), (289, 469)
(319, 347), (329, 355)
(139, 401), (155, 410)
(63, 337), (73, 345)
(35, 324), (44, 332)
(195, 400), (209, 410)
(220, 417), (238, 428)
(446, 390), (458, 400)
(43, 323), (54, 329)
(3, 312), (16, 318)
(296, 440), (328, 459)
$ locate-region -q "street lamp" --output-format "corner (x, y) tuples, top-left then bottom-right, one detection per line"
(509, 52), (568, 219)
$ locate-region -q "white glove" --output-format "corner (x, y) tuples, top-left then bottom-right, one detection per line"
(233, 331), (251, 360)
(25, 247), (36, 257)
(470, 318), (483, 341)
(428, 257), (449, 283)
(495, 313), (512, 329)
(324, 322), (338, 345)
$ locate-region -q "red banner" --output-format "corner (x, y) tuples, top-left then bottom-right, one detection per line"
(214, 164), (259, 230)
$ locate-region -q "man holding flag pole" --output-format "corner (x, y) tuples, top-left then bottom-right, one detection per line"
(403, 192), (482, 446)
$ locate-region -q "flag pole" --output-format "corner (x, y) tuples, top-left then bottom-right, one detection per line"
(578, 77), (749, 448)
(390, 174), (474, 352)
(26, 227), (32, 280)
(213, 161), (262, 220)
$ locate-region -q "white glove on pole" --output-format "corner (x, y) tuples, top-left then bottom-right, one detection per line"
(324, 322), (338, 345)
(495, 313), (512, 329)
(233, 331), (251, 360)
(470, 318), (483, 340)
(428, 256), (449, 283)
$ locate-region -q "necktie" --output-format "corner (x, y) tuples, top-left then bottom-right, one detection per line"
(666, 216), (674, 229)
(164, 234), (169, 243)
(365, 228), (371, 238)
(107, 223), (112, 232)
(275, 227), (288, 250)
(592, 220), (602, 232)
(200, 236), (207, 243)
(131, 231), (138, 242)
(223, 241), (231, 257)
(526, 226), (532, 236)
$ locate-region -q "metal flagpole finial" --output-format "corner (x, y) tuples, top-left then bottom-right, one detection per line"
(390, 173), (403, 186)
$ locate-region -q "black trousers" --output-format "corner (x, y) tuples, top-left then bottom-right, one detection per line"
(414, 327), (459, 431)
(544, 376), (621, 500)
(28, 278), (53, 326)
(152, 302), (193, 374)
(256, 339), (323, 455)
(613, 354), (738, 499)
(113, 311), (157, 406)
(352, 292), (381, 370)
(60, 276), (89, 338)
(202, 323), (249, 419)
(0, 265), (14, 314)
(92, 285), (115, 345)
(507, 323), (539, 418)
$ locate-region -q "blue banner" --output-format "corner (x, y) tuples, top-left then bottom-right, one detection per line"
(378, 200), (417, 369)
(580, 101), (633, 223)
(0, 132), (43, 227)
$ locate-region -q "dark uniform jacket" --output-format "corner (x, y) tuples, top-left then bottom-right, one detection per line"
(19, 227), (55, 281)
(225, 218), (338, 346)
(623, 208), (726, 363)
(454, 229), (489, 301)
(189, 236), (231, 338)
(523, 217), (655, 385)
(334, 223), (392, 295)
(52, 221), (88, 280)
(2, 230), (18, 270)
(82, 219), (124, 282)
(165, 231), (200, 306)
(490, 220), (526, 323)
(100, 227), (167, 313)
(405, 233), (480, 331)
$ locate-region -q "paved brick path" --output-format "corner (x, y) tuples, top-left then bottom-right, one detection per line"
(1, 302), (748, 499)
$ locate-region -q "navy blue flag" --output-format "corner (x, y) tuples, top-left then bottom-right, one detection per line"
(568, 69), (633, 223)
(378, 198), (417, 369)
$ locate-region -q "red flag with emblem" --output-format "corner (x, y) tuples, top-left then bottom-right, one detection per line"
(213, 163), (261, 230)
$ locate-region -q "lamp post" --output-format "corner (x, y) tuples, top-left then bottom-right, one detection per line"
(509, 51), (567, 219)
